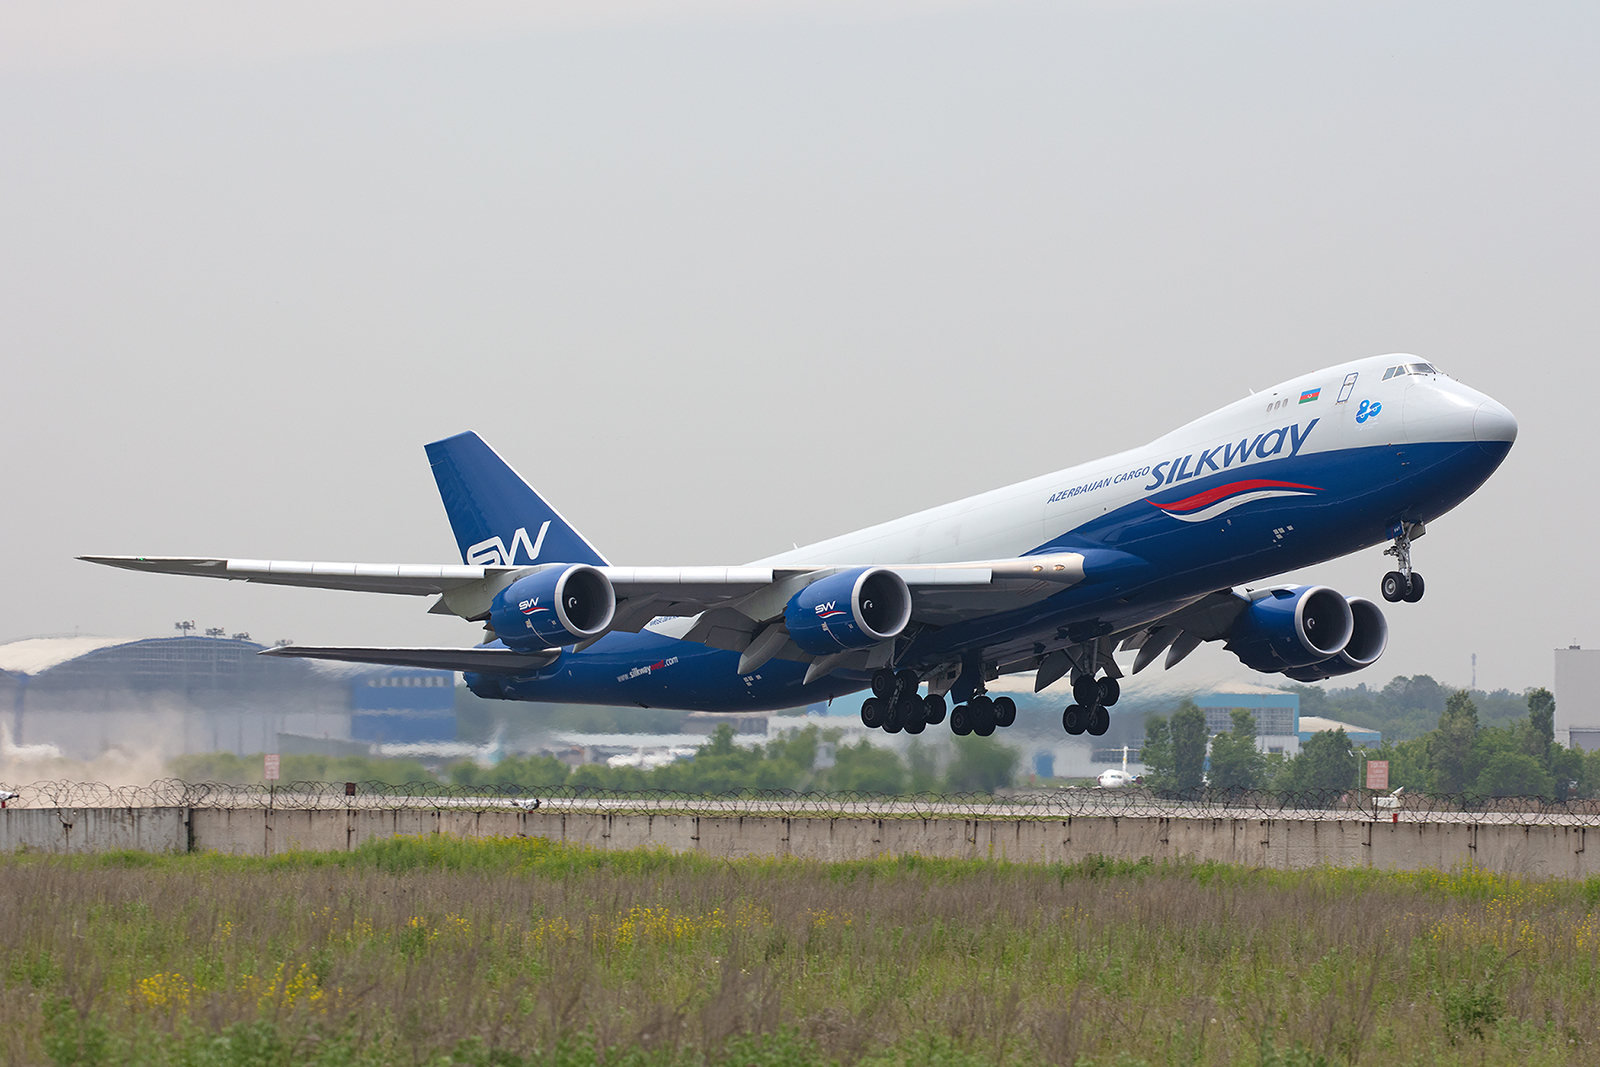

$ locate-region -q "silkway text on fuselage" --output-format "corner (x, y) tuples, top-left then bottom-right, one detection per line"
(1145, 418), (1320, 492)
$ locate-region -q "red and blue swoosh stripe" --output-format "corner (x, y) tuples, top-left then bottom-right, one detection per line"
(1149, 479), (1322, 522)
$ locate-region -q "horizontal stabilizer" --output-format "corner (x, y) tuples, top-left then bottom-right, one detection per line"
(259, 644), (559, 674)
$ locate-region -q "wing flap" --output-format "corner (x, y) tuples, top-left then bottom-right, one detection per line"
(1115, 590), (1254, 674)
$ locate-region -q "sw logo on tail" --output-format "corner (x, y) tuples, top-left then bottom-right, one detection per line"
(467, 522), (551, 567)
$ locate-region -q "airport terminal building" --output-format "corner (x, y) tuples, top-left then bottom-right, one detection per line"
(0, 635), (455, 759)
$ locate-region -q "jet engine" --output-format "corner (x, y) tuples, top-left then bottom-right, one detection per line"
(1223, 585), (1354, 673)
(784, 566), (912, 655)
(488, 565), (616, 651)
(1280, 597), (1389, 682)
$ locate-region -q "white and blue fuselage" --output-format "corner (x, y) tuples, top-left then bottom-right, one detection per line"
(461, 354), (1514, 711)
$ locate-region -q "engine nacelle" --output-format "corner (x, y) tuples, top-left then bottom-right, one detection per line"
(1281, 597), (1389, 682)
(1224, 585), (1354, 673)
(784, 566), (912, 656)
(489, 565), (616, 651)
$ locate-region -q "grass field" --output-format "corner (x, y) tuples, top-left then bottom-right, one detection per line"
(4, 840), (1600, 1066)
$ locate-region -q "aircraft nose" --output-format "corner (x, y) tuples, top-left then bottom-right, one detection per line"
(1474, 398), (1518, 443)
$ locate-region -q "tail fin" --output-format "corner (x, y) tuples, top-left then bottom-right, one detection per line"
(425, 432), (609, 567)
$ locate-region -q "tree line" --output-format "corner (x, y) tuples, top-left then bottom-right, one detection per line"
(172, 726), (1022, 795)
(451, 725), (1019, 794)
(1287, 674), (1529, 741)
(1142, 686), (1598, 799)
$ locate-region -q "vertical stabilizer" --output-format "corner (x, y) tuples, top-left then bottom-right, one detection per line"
(425, 432), (609, 567)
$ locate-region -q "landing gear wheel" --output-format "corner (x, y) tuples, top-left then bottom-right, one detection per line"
(871, 669), (896, 699)
(882, 701), (904, 734)
(973, 701), (996, 737)
(993, 696), (1016, 728)
(1087, 705), (1111, 736)
(1072, 675), (1100, 708)
(897, 694), (925, 734)
(950, 704), (973, 736)
(1062, 704), (1087, 735)
(860, 698), (886, 729)
(1382, 521), (1424, 604)
(1098, 677), (1121, 707)
(894, 669), (920, 697)
(923, 694), (947, 726)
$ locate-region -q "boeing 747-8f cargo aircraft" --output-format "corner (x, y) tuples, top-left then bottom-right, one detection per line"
(85, 354), (1515, 738)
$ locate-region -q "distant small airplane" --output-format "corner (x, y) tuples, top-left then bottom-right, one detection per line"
(1374, 786), (1406, 810)
(85, 354), (1514, 740)
(1096, 742), (1140, 788)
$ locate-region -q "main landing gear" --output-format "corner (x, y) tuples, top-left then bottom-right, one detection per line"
(860, 668), (945, 735)
(1062, 673), (1118, 737)
(949, 693), (1016, 738)
(1381, 522), (1426, 604)
(859, 667), (1017, 738)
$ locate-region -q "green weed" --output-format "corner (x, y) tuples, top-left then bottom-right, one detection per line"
(3, 844), (1598, 1065)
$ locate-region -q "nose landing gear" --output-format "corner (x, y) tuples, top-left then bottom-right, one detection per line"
(1381, 522), (1426, 603)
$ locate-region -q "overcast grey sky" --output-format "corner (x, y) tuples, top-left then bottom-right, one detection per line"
(2, 0), (1594, 694)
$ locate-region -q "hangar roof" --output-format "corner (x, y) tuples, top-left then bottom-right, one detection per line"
(1298, 715), (1383, 743)
(0, 636), (144, 676)
(0, 635), (454, 682)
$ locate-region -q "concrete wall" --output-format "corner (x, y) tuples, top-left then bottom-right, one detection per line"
(0, 806), (190, 854)
(5, 807), (1600, 878)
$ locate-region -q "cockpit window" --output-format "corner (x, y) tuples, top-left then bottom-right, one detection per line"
(1382, 362), (1441, 380)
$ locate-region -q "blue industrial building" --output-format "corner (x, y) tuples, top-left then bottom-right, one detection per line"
(1195, 689), (1300, 754)
(349, 670), (456, 744)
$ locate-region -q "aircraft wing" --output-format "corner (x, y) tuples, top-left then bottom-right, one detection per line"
(82, 550), (1135, 676)
(79, 556), (505, 596)
(80, 552), (1102, 620)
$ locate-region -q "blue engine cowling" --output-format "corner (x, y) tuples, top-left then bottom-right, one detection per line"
(1223, 585), (1354, 673)
(489, 565), (616, 651)
(784, 566), (912, 656)
(1280, 598), (1388, 682)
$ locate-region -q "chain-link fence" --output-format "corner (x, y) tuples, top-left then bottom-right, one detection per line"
(3, 779), (1599, 824)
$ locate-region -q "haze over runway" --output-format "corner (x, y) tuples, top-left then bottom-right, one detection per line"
(2, 0), (1594, 693)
